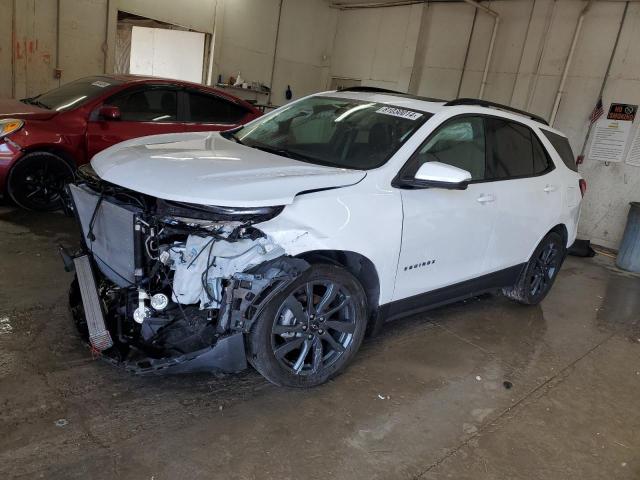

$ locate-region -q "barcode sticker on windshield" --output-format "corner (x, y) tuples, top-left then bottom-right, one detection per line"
(376, 106), (422, 120)
(91, 81), (111, 88)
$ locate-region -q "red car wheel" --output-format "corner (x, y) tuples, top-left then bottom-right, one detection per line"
(7, 152), (75, 211)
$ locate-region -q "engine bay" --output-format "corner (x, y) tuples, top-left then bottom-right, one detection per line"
(65, 164), (308, 373)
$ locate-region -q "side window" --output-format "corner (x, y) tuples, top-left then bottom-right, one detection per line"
(532, 133), (553, 174)
(187, 91), (248, 123)
(410, 116), (486, 181)
(108, 88), (177, 122)
(485, 119), (533, 179)
(541, 129), (578, 172)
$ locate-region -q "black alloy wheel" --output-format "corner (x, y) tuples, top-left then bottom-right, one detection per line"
(271, 281), (356, 375)
(249, 264), (368, 387)
(503, 231), (566, 305)
(7, 152), (75, 211)
(529, 241), (561, 297)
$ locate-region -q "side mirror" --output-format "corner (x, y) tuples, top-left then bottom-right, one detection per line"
(99, 105), (121, 120)
(411, 161), (472, 190)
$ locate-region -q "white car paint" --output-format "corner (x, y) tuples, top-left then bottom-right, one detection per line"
(415, 161), (472, 183)
(90, 91), (582, 308)
(91, 131), (366, 207)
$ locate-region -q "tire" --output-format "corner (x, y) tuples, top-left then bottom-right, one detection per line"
(248, 263), (368, 387)
(503, 232), (566, 305)
(7, 152), (75, 211)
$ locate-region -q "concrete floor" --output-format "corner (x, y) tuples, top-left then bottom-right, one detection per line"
(1, 205), (639, 480)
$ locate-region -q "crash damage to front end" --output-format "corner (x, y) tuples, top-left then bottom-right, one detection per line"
(62, 165), (309, 374)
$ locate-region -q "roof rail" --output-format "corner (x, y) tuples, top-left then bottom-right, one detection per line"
(444, 98), (549, 125)
(336, 86), (446, 103)
(337, 86), (405, 95)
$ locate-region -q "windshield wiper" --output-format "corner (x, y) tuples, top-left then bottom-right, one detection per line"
(229, 133), (244, 145)
(249, 144), (295, 158)
(31, 99), (51, 110)
(247, 142), (337, 167)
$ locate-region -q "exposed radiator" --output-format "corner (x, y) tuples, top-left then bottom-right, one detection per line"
(69, 183), (140, 287)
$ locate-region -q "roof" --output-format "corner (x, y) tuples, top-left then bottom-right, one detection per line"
(90, 74), (259, 110)
(321, 89), (447, 115)
(321, 86), (559, 132)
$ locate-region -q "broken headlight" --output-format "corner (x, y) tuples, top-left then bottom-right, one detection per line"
(156, 199), (284, 223)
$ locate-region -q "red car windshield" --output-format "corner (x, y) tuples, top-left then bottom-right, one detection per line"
(21, 76), (123, 112)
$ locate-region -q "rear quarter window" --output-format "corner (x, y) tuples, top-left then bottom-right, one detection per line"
(541, 130), (578, 172)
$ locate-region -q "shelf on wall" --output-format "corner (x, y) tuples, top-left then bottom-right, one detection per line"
(216, 83), (269, 95)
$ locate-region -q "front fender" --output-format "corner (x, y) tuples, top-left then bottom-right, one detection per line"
(256, 185), (403, 305)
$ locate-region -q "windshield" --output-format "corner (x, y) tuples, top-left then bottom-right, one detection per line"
(229, 96), (431, 169)
(21, 76), (123, 111)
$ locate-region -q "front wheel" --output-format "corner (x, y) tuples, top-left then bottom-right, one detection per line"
(7, 152), (75, 211)
(248, 264), (368, 387)
(503, 232), (566, 305)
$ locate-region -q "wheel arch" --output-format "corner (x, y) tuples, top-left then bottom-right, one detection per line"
(523, 223), (569, 265)
(548, 223), (568, 248)
(18, 145), (80, 169)
(296, 250), (381, 315)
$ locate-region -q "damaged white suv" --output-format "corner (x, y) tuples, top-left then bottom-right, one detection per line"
(63, 88), (584, 387)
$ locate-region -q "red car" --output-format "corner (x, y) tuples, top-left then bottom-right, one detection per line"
(0, 75), (262, 210)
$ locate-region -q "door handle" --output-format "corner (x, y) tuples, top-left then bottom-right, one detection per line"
(543, 185), (557, 193)
(476, 194), (495, 204)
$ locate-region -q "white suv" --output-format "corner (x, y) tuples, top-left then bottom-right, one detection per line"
(64, 88), (584, 387)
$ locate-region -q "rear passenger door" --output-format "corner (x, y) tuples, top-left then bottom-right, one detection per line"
(181, 89), (252, 132)
(483, 118), (561, 271)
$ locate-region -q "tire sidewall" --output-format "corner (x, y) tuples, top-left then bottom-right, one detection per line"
(248, 263), (368, 388)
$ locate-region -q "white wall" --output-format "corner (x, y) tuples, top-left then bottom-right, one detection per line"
(129, 26), (205, 83)
(329, 0), (640, 250)
(331, 4), (422, 92)
(576, 2), (640, 248)
(210, 0), (336, 105)
(269, 0), (337, 105)
(118, 0), (217, 33)
(0, 0), (113, 99)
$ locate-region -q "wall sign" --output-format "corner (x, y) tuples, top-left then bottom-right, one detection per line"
(625, 126), (640, 167)
(607, 103), (637, 122)
(588, 102), (638, 163)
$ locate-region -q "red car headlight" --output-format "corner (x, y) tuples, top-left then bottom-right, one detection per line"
(0, 119), (24, 139)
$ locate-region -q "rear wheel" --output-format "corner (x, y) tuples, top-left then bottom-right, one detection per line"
(248, 264), (368, 387)
(7, 152), (74, 211)
(503, 232), (566, 305)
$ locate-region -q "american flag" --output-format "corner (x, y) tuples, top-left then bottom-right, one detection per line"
(589, 98), (604, 125)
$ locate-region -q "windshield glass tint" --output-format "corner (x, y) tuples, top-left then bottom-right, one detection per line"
(232, 96), (430, 169)
(28, 77), (122, 111)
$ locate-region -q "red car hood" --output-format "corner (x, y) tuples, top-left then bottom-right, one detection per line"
(0, 99), (58, 120)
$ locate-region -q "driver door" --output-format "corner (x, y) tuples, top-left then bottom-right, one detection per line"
(393, 115), (497, 302)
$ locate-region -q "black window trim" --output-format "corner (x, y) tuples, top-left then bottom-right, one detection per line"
(93, 83), (184, 123)
(182, 88), (250, 125)
(393, 112), (556, 188)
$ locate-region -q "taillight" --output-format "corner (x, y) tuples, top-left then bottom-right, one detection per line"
(579, 179), (587, 197)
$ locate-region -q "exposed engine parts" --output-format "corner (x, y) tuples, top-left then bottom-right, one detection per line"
(165, 233), (286, 310)
(66, 171), (307, 374)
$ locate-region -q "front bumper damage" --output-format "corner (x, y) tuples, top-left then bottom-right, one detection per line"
(63, 167), (308, 374)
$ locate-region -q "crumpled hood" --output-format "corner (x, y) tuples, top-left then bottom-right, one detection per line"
(0, 99), (58, 120)
(91, 131), (366, 207)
